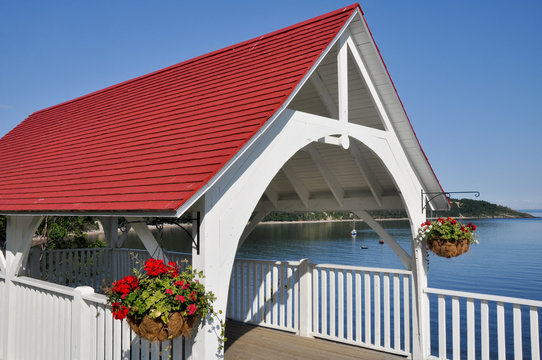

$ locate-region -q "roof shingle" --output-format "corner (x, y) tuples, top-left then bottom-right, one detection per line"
(0, 4), (358, 213)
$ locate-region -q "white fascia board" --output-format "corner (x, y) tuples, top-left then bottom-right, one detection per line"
(172, 11), (360, 218)
(0, 210), (178, 217)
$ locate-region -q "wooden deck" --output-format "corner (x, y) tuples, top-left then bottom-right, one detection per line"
(224, 321), (408, 360)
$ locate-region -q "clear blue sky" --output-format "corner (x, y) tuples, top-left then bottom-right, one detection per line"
(1, 0), (541, 210)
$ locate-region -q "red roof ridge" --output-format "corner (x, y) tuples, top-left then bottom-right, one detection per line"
(31, 3), (361, 118)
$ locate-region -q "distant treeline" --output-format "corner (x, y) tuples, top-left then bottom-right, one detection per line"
(0, 198), (534, 247)
(262, 198), (535, 222)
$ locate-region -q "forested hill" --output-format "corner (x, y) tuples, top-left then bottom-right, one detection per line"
(432, 198), (535, 218)
(262, 198), (535, 222)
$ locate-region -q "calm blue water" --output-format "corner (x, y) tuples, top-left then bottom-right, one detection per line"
(120, 212), (542, 358)
(121, 213), (542, 300)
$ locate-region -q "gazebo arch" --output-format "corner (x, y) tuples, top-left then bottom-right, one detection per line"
(0, 4), (452, 360)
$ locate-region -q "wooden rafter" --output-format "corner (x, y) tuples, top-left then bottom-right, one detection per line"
(353, 209), (411, 269)
(126, 217), (168, 262)
(310, 70), (339, 119)
(350, 141), (383, 207)
(282, 163), (310, 209)
(345, 31), (391, 131)
(307, 146), (344, 207)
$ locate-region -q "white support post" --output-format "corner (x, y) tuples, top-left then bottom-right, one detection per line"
(125, 217), (168, 262)
(71, 286), (95, 360)
(298, 258), (314, 337)
(352, 210), (411, 269)
(3, 215), (42, 360)
(98, 217), (120, 248)
(409, 211), (430, 360)
(338, 33), (348, 124)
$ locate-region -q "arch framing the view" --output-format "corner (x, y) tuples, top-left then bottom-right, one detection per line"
(187, 107), (429, 358)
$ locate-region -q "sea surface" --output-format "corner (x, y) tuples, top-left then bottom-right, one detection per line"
(122, 211), (542, 301)
(119, 211), (542, 358)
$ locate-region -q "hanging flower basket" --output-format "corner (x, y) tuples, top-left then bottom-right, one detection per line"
(106, 258), (225, 346)
(126, 312), (200, 342)
(417, 217), (479, 258)
(426, 237), (470, 258)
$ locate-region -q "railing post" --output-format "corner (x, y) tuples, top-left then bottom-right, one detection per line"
(71, 286), (95, 360)
(299, 258), (313, 337)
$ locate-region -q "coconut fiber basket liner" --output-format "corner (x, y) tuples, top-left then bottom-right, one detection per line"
(127, 312), (200, 342)
(427, 237), (470, 258)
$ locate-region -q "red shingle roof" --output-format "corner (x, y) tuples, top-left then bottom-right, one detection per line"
(0, 5), (358, 214)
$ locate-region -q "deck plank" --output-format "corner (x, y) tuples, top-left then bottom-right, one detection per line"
(224, 321), (407, 360)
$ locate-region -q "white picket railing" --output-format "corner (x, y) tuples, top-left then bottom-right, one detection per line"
(227, 258), (413, 356)
(29, 248), (191, 292)
(3, 275), (186, 360)
(228, 259), (300, 333)
(426, 287), (542, 360)
(312, 264), (412, 355)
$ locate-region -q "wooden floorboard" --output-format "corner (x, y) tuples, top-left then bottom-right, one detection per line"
(224, 321), (408, 360)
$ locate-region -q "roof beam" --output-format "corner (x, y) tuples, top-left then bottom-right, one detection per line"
(125, 217), (168, 262)
(306, 146), (344, 207)
(344, 31), (392, 131)
(256, 193), (403, 213)
(282, 163), (310, 209)
(350, 141), (383, 207)
(353, 209), (412, 269)
(310, 70), (339, 119)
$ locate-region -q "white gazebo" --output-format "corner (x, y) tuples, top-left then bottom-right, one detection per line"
(10, 4), (535, 360)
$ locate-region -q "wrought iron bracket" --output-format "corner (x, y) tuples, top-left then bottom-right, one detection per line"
(165, 212), (201, 255)
(124, 212), (202, 255)
(421, 190), (480, 212)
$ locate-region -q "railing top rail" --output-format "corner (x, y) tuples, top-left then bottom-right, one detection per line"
(12, 276), (77, 297)
(38, 247), (109, 253)
(82, 291), (108, 305)
(111, 248), (191, 257)
(315, 263), (412, 275)
(235, 257), (301, 266)
(425, 287), (542, 307)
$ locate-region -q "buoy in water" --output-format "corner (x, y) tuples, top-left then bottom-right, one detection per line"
(379, 239), (384, 244)
(350, 229), (357, 236)
(361, 245), (368, 249)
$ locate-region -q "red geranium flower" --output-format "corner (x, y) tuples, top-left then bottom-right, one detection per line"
(187, 304), (198, 315)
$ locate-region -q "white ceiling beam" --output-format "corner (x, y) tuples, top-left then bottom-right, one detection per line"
(350, 141), (383, 207)
(307, 146), (344, 207)
(344, 31), (392, 131)
(256, 193), (403, 213)
(264, 184), (280, 209)
(353, 209), (411, 269)
(282, 163), (310, 209)
(338, 34), (349, 124)
(125, 217), (168, 262)
(310, 70), (339, 119)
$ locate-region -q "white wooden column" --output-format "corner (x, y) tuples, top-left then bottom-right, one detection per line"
(409, 209), (430, 360)
(98, 217), (120, 248)
(3, 215), (42, 360)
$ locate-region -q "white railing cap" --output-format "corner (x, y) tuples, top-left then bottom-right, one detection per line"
(425, 287), (542, 307)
